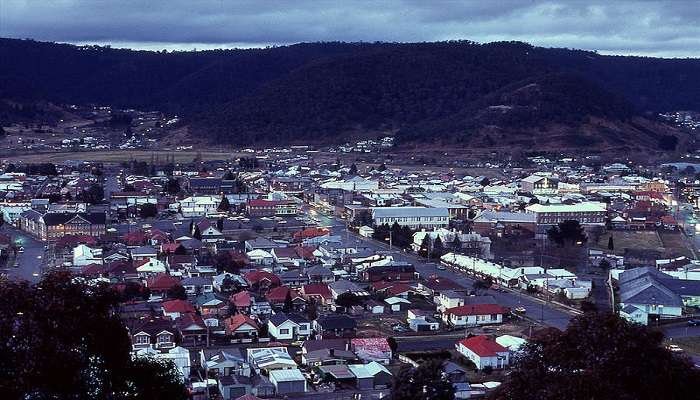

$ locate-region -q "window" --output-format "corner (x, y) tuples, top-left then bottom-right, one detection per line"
(298, 325), (307, 331)
(135, 334), (150, 345)
(157, 334), (172, 343)
(280, 328), (290, 335)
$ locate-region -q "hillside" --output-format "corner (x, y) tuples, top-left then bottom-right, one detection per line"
(1, 38), (698, 150)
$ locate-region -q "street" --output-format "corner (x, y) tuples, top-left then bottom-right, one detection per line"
(0, 225), (45, 283)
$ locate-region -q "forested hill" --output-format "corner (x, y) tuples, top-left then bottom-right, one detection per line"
(1, 38), (698, 149)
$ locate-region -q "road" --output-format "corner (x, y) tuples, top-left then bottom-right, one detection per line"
(0, 225), (45, 283)
(309, 207), (575, 330)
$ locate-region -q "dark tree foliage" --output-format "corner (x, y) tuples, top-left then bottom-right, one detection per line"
(607, 236), (614, 251)
(80, 183), (105, 205)
(283, 290), (294, 312)
(0, 39), (693, 148)
(139, 203), (158, 219)
(393, 359), (455, 400)
(164, 178), (180, 194)
(218, 195), (231, 212)
(0, 271), (187, 400)
(418, 235), (431, 258)
(167, 284), (188, 300)
(335, 292), (361, 309)
(352, 210), (373, 227)
(431, 236), (445, 258)
(547, 220), (587, 247)
(494, 312), (700, 400)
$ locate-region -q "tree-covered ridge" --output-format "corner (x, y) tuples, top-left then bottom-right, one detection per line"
(1, 38), (698, 147)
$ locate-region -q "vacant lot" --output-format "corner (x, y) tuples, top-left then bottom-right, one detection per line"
(659, 231), (695, 258)
(594, 230), (663, 255)
(1, 149), (236, 164)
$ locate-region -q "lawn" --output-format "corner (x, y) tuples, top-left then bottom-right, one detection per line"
(593, 231), (663, 255)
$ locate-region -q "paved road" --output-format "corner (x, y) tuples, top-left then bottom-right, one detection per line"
(309, 208), (575, 330)
(0, 225), (45, 282)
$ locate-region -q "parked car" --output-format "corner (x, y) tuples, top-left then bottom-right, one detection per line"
(687, 319), (700, 327)
(513, 306), (527, 315)
(666, 344), (683, 353)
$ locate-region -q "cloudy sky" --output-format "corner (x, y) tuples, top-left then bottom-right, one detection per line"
(1, 0), (699, 57)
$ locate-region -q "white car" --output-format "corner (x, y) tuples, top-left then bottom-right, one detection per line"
(666, 344), (683, 353)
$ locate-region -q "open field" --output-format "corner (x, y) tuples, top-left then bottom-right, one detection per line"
(0, 149), (238, 164)
(593, 230), (663, 255)
(659, 231), (695, 258)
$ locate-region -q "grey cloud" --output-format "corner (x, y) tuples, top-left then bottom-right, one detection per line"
(1, 0), (699, 57)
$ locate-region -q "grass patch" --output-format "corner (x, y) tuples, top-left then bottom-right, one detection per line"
(593, 231), (663, 255)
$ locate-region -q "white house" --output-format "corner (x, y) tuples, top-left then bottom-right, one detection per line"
(443, 304), (507, 327)
(247, 249), (274, 266)
(456, 335), (510, 370)
(267, 312), (311, 340)
(177, 196), (221, 218)
(73, 244), (103, 266)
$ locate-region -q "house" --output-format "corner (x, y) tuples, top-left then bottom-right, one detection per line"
(300, 283), (334, 309)
(135, 257), (167, 277)
(162, 299), (196, 319)
(246, 346), (297, 372)
(128, 317), (178, 351)
(147, 273), (181, 295)
(304, 265), (335, 283)
(265, 286), (306, 311)
(224, 314), (260, 339)
(358, 225), (374, 238)
(176, 313), (208, 345)
(347, 362), (392, 390)
(268, 369), (306, 395)
(443, 303), (508, 327)
(407, 309), (440, 332)
(351, 338), (392, 364)
(200, 347), (251, 378)
(181, 276), (214, 295)
(246, 249), (274, 266)
(314, 315), (357, 339)
(385, 296), (411, 312)
(244, 271), (281, 291)
(301, 339), (356, 366)
(328, 280), (369, 299)
(194, 292), (229, 316)
(268, 312), (311, 340)
(437, 290), (468, 312)
(456, 335), (510, 370)
(131, 245), (159, 261)
(279, 269), (310, 287)
(19, 211), (106, 241)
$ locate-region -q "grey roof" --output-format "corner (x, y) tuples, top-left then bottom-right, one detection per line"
(473, 210), (536, 224)
(372, 206), (448, 218)
(618, 268), (683, 307)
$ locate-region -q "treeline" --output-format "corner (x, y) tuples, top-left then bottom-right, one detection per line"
(1, 38), (698, 146)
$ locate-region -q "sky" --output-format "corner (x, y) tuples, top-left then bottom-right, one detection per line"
(1, 0), (699, 58)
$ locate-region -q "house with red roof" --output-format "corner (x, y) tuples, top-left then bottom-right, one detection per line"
(246, 199), (297, 217)
(224, 314), (260, 338)
(162, 299), (197, 319)
(456, 335), (510, 370)
(176, 312), (207, 345)
(293, 227), (329, 241)
(266, 286), (306, 311)
(443, 303), (508, 327)
(300, 283), (334, 309)
(146, 273), (181, 294)
(244, 270), (281, 291)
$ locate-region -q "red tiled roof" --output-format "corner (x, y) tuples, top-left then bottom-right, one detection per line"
(244, 271), (281, 286)
(162, 299), (196, 314)
(293, 227), (329, 240)
(266, 286), (303, 303)
(457, 335), (507, 357)
(446, 304), (508, 316)
(225, 314), (259, 332)
(230, 291), (252, 307)
(301, 283), (332, 299)
(147, 273), (181, 291)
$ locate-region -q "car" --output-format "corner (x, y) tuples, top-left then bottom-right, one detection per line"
(513, 306), (527, 315)
(436, 264), (446, 270)
(18, 247), (25, 253)
(688, 319), (700, 327)
(666, 344), (683, 353)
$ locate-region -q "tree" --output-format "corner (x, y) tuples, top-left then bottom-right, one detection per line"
(431, 236), (445, 258)
(607, 235), (614, 251)
(387, 336), (398, 354)
(80, 183), (104, 204)
(164, 177), (180, 194)
(193, 225), (202, 241)
(167, 284), (187, 300)
(218, 195), (231, 212)
(216, 217), (224, 232)
(307, 298), (318, 321)
(283, 290), (294, 312)
(139, 203), (158, 219)
(348, 163), (358, 176)
(472, 277), (493, 294)
(352, 210), (373, 227)
(452, 234), (462, 251)
(335, 292), (361, 309)
(392, 359), (454, 400)
(0, 271), (187, 400)
(419, 235), (432, 258)
(599, 259), (612, 270)
(547, 220), (587, 247)
(494, 312), (700, 400)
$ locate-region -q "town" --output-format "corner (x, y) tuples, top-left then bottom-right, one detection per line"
(3, 139), (700, 399)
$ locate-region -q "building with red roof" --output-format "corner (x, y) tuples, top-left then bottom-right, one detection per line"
(224, 314), (260, 338)
(293, 227), (329, 241)
(162, 299), (196, 319)
(146, 273), (181, 294)
(443, 303), (508, 327)
(266, 286), (306, 310)
(300, 283), (333, 308)
(455, 335), (510, 370)
(244, 270), (281, 290)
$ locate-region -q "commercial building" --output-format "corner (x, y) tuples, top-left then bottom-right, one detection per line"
(371, 207), (449, 229)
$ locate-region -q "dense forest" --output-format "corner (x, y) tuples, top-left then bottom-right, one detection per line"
(1, 38), (698, 148)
